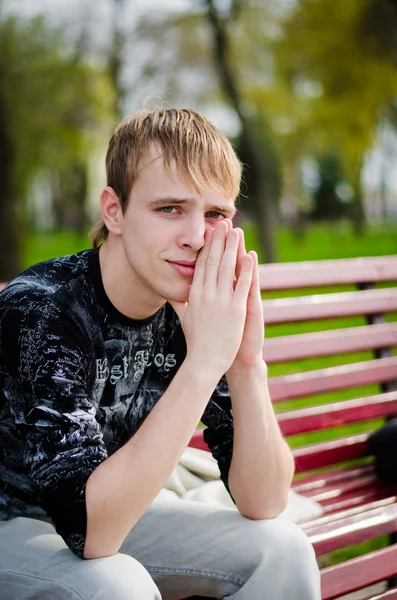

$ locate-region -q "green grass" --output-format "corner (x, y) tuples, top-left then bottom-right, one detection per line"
(23, 220), (397, 268)
(23, 230), (90, 268)
(24, 221), (397, 564)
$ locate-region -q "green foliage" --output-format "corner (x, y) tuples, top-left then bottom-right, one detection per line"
(0, 14), (114, 198)
(275, 0), (397, 175)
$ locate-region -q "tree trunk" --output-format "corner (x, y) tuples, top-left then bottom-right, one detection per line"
(0, 86), (21, 281)
(257, 171), (277, 263)
(205, 0), (278, 262)
(109, 0), (125, 119)
(350, 163), (366, 236)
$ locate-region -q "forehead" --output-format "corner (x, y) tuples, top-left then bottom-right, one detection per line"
(132, 142), (236, 214)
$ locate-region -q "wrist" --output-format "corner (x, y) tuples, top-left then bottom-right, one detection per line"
(226, 357), (267, 383)
(183, 353), (225, 387)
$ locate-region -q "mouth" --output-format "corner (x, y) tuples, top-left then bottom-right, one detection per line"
(166, 261), (195, 277)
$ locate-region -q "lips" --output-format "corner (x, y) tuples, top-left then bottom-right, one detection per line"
(166, 261), (195, 277)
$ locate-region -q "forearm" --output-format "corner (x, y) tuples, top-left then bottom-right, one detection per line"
(227, 361), (295, 519)
(85, 358), (219, 559)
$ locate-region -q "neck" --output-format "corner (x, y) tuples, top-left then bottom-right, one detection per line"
(99, 237), (165, 321)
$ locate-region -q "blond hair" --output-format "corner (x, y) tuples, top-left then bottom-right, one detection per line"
(90, 108), (242, 248)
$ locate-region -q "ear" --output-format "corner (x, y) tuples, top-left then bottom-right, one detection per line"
(100, 186), (123, 235)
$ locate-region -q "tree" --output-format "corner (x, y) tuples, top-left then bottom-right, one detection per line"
(275, 0), (397, 231)
(134, 1), (284, 262)
(0, 15), (113, 279)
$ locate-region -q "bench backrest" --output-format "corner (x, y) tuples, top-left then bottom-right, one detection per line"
(3, 255), (397, 475)
(189, 255), (397, 475)
(259, 255), (397, 474)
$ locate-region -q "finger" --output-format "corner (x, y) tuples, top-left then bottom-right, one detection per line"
(248, 250), (262, 300)
(204, 220), (228, 291)
(233, 253), (254, 305)
(191, 227), (213, 292)
(235, 228), (246, 282)
(224, 218), (233, 232)
(217, 228), (240, 293)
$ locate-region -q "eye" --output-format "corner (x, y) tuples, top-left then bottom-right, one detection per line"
(207, 211), (225, 220)
(159, 206), (177, 214)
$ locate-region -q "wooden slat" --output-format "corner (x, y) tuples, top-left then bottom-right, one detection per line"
(277, 391), (397, 436)
(321, 545), (397, 600)
(320, 487), (397, 515)
(263, 323), (397, 363)
(303, 473), (378, 503)
(293, 465), (375, 493)
(301, 497), (397, 530)
(268, 356), (397, 402)
(293, 434), (369, 472)
(259, 256), (397, 290)
(263, 288), (397, 325)
(308, 503), (397, 555)
(189, 429), (208, 451)
(370, 590), (397, 599)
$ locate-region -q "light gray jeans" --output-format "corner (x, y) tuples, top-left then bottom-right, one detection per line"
(0, 498), (321, 600)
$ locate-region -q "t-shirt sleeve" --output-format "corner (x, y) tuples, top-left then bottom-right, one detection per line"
(201, 375), (235, 500)
(0, 292), (108, 558)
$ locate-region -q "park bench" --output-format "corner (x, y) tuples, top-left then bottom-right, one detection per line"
(187, 254), (397, 600)
(2, 253), (397, 599)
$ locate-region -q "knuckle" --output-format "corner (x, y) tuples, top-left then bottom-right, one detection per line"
(195, 255), (206, 267)
(206, 255), (219, 266)
(236, 276), (249, 289)
(219, 263), (233, 273)
(202, 291), (215, 304)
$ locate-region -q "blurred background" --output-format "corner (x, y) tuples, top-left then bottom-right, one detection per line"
(1, 0), (397, 281)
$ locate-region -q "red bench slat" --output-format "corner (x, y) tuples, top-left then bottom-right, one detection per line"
(259, 256), (397, 290)
(301, 497), (397, 530)
(319, 487), (397, 515)
(277, 391), (397, 435)
(263, 288), (397, 325)
(321, 544), (397, 600)
(263, 323), (397, 363)
(308, 503), (397, 555)
(268, 356), (397, 402)
(293, 434), (369, 472)
(292, 465), (375, 492)
(303, 474), (378, 502)
(188, 429), (209, 451)
(370, 590), (397, 599)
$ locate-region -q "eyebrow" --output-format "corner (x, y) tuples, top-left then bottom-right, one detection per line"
(148, 196), (237, 218)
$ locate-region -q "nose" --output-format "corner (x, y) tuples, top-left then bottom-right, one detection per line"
(177, 214), (209, 251)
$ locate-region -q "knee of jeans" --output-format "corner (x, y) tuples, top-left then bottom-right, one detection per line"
(76, 553), (161, 600)
(242, 517), (317, 567)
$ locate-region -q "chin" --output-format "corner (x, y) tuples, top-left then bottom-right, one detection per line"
(161, 284), (190, 304)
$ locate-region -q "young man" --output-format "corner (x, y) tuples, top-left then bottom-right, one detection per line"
(0, 108), (321, 599)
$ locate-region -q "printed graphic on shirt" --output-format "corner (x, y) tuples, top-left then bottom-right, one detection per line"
(0, 249), (234, 557)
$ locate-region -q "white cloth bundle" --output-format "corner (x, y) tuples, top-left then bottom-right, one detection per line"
(158, 447), (324, 524)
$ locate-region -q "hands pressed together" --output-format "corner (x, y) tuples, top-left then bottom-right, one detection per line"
(170, 220), (265, 378)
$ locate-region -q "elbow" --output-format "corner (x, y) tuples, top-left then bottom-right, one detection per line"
(83, 542), (119, 560)
(83, 532), (121, 560)
(237, 492), (289, 521)
(239, 505), (285, 521)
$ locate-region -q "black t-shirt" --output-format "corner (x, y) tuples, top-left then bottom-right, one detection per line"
(0, 249), (234, 557)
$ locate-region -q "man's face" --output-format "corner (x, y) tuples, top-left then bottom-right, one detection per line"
(118, 143), (237, 306)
